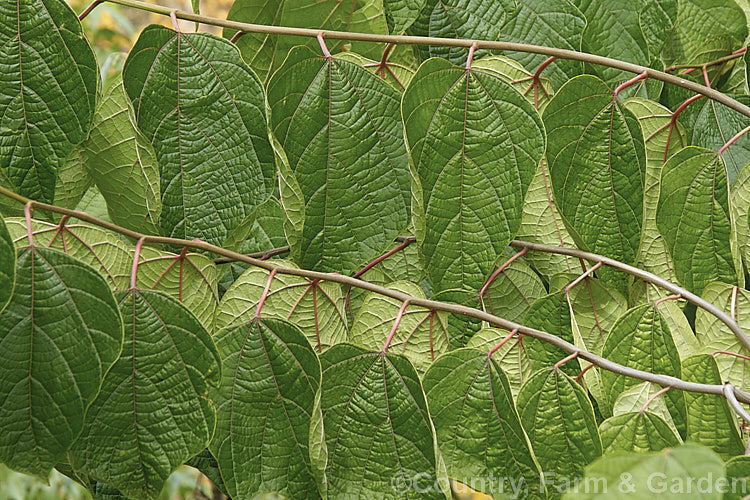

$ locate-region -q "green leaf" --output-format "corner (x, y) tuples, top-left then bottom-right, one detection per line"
(574, 0), (650, 83)
(55, 146), (93, 210)
(564, 444), (725, 500)
(657, 146), (740, 295)
(497, 0), (586, 87)
(123, 26), (275, 246)
(0, 0), (98, 204)
(82, 77), (161, 234)
(695, 282), (750, 391)
(544, 75), (645, 295)
(515, 161), (583, 281)
(623, 98), (684, 285)
(210, 317), (322, 499)
(601, 305), (685, 435)
(334, 51), (415, 92)
(69, 289), (220, 500)
(224, 0), (388, 82)
(471, 56), (556, 111)
(466, 328), (531, 398)
(320, 344), (444, 499)
(523, 291), (579, 377)
(403, 58), (545, 291)
(733, 162), (750, 272)
(186, 449), (227, 497)
(662, 0), (748, 65)
(692, 96), (750, 187)
(423, 349), (541, 498)
(481, 258), (546, 324)
(640, 0), (677, 58)
(409, 0), (515, 64)
(516, 368), (602, 484)
(0, 246), (123, 477)
(612, 382), (678, 434)
(6, 218), (132, 290)
(0, 216), (16, 312)
(267, 47), (411, 274)
(350, 281), (448, 374)
(215, 260), (348, 351)
(681, 354), (744, 459)
(725, 456), (750, 500)
(384, 0), (425, 34)
(599, 412), (681, 454)
(566, 275), (627, 357)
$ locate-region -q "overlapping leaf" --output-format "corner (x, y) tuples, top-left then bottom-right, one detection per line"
(544, 75), (645, 295)
(123, 26), (275, 246)
(639, 0), (677, 58)
(681, 354), (744, 459)
(612, 382), (678, 434)
(80, 77), (161, 233)
(0, 216), (15, 312)
(335, 51), (415, 92)
(320, 344), (444, 499)
(657, 146), (739, 295)
(466, 328), (531, 397)
(516, 367), (602, 483)
(423, 349), (541, 498)
(215, 260), (348, 351)
(0, 0), (98, 204)
(69, 289), (220, 500)
(210, 317), (322, 499)
(0, 246), (123, 477)
(403, 58), (545, 291)
(725, 456), (750, 500)
(523, 291), (579, 377)
(384, 0), (425, 34)
(599, 412), (681, 454)
(481, 258), (546, 324)
(566, 275), (627, 357)
(497, 0), (585, 86)
(472, 56), (556, 111)
(600, 305), (685, 435)
(267, 47), (411, 275)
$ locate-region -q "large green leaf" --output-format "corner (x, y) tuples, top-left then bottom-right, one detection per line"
(733, 161), (750, 272)
(0, 247), (123, 477)
(497, 0), (585, 86)
(639, 0), (677, 58)
(335, 51), (416, 92)
(215, 260), (348, 351)
(224, 0), (388, 82)
(691, 96), (750, 187)
(695, 282), (750, 390)
(565, 275), (627, 357)
(267, 47), (411, 275)
(471, 56), (556, 111)
(350, 281), (448, 374)
(210, 317), (322, 499)
(0, 216), (15, 312)
(600, 305), (685, 435)
(384, 0), (425, 34)
(563, 444), (725, 500)
(481, 258), (546, 324)
(515, 161), (582, 280)
(657, 146), (740, 295)
(423, 349), (541, 498)
(516, 367), (602, 486)
(523, 291), (579, 377)
(409, 0), (515, 64)
(623, 98), (684, 285)
(612, 382), (678, 435)
(403, 58), (545, 291)
(681, 354), (744, 459)
(123, 26), (275, 246)
(466, 328), (532, 398)
(0, 0), (98, 204)
(69, 289), (220, 500)
(662, 0), (748, 65)
(81, 77), (161, 234)
(320, 344), (444, 499)
(599, 412), (681, 454)
(574, 0), (650, 83)
(544, 75), (645, 295)
(55, 145), (93, 210)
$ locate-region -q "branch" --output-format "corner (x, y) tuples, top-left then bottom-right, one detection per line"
(4, 186), (750, 409)
(99, 0), (750, 119)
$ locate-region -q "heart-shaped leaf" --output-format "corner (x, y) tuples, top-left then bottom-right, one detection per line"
(210, 317), (322, 499)
(69, 289), (220, 499)
(0, 246), (123, 477)
(481, 258), (546, 324)
(0, 0), (98, 204)
(466, 328), (532, 398)
(403, 58), (545, 291)
(123, 26), (275, 246)
(267, 47), (411, 275)
(599, 411), (681, 454)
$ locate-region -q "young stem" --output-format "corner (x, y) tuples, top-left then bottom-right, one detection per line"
(130, 238), (146, 289)
(479, 247), (529, 299)
(613, 71), (648, 97)
(575, 363), (595, 382)
(640, 386), (670, 413)
(317, 32), (332, 58)
(230, 30), (244, 43)
(554, 351), (578, 370)
(712, 350), (750, 362)
(718, 125), (750, 156)
(654, 294), (681, 307)
(254, 269), (277, 319)
(170, 10), (181, 32)
(78, 0), (103, 20)
(382, 301), (409, 353)
(488, 329), (519, 357)
(24, 202), (34, 247)
(465, 42), (478, 70)
(565, 261), (602, 296)
(354, 239), (411, 279)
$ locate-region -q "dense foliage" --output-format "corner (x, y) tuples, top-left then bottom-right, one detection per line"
(5, 0), (750, 498)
